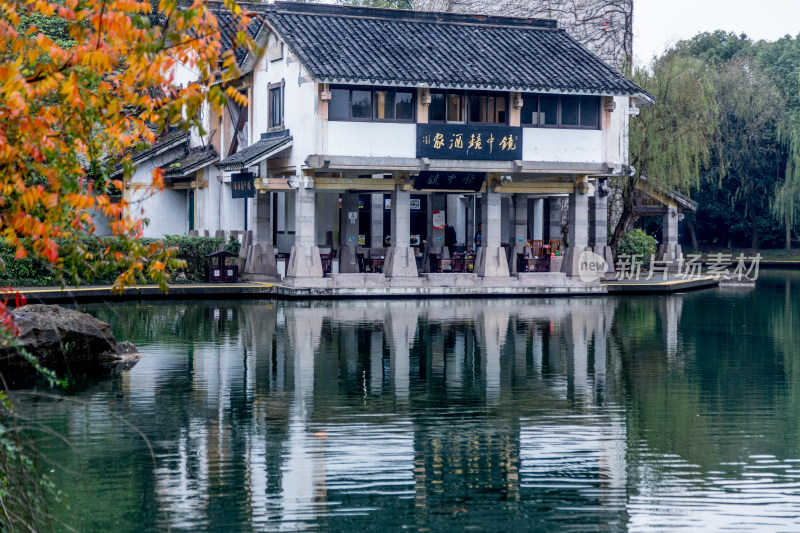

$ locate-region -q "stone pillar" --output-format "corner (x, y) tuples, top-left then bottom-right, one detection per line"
(383, 184), (418, 278)
(475, 185), (510, 277)
(588, 180), (614, 277)
(424, 194), (446, 270)
(656, 205), (682, 267)
(510, 194), (528, 274)
(285, 175), (323, 280)
(446, 194), (466, 247)
(370, 193), (384, 249)
(561, 179), (590, 277)
(339, 192), (360, 273)
(548, 196), (563, 243)
(243, 190), (280, 281)
(533, 198), (544, 241)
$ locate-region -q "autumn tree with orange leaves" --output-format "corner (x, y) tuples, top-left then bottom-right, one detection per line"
(0, 2), (255, 524)
(0, 0), (255, 293)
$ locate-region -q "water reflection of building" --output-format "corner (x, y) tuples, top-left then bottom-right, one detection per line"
(122, 295), (686, 529)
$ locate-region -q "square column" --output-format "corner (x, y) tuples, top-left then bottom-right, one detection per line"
(532, 198), (544, 241)
(656, 206), (683, 268)
(561, 179), (590, 277)
(475, 186), (510, 277)
(510, 194), (528, 274)
(339, 192), (360, 273)
(589, 180), (614, 277)
(548, 197), (563, 243)
(285, 175), (323, 279)
(424, 194), (446, 270)
(384, 184), (418, 278)
(244, 189), (280, 281)
(370, 193), (384, 248)
(446, 194), (466, 246)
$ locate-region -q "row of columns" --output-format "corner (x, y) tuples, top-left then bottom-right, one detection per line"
(273, 175), (612, 281)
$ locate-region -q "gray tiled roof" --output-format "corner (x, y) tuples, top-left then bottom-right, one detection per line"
(263, 2), (651, 99)
(216, 132), (293, 171)
(206, 1), (267, 66)
(162, 147), (219, 178)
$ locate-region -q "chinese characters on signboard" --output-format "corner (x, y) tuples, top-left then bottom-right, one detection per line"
(414, 171), (486, 192)
(231, 172), (255, 199)
(417, 124), (522, 161)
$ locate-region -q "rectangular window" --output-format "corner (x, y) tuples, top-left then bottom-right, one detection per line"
(520, 93), (601, 129)
(329, 86), (415, 122)
(521, 95), (538, 125)
(561, 95), (579, 126)
(329, 88), (350, 120)
(429, 91), (446, 122)
(468, 93), (506, 124)
(268, 81), (284, 129)
(351, 89), (372, 119)
(375, 89), (414, 121)
(447, 92), (466, 122)
(579, 95), (600, 127)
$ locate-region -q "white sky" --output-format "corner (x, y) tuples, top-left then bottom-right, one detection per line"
(633, 0), (800, 66)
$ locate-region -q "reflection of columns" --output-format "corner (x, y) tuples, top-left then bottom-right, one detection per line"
(286, 178), (323, 279)
(568, 311), (589, 401)
(384, 184), (418, 278)
(281, 306), (324, 522)
(589, 181), (614, 277)
(339, 192), (360, 273)
(370, 330), (383, 394)
(370, 193), (384, 248)
(548, 196), (563, 242)
(475, 186), (510, 277)
(446, 331), (464, 392)
(561, 180), (590, 277)
(476, 308), (509, 406)
(662, 296), (683, 362)
(510, 194), (528, 274)
(387, 305), (418, 405)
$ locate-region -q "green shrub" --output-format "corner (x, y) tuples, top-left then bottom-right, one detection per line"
(0, 235), (225, 287)
(161, 235), (225, 283)
(617, 228), (658, 259)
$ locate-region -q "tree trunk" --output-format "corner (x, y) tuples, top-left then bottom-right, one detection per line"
(786, 212), (792, 251)
(751, 214), (759, 251)
(609, 179), (636, 253)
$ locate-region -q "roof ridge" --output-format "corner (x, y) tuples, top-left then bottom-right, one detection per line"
(269, 1), (558, 30)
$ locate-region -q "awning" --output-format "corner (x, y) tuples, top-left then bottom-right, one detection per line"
(162, 146), (219, 179)
(216, 131), (293, 171)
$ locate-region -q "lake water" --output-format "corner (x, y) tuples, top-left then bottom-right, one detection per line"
(12, 270), (800, 531)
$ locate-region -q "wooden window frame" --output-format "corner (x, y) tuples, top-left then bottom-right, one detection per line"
(268, 80), (285, 131)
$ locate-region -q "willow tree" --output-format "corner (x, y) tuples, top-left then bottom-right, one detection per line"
(763, 36), (800, 250)
(610, 53), (718, 250)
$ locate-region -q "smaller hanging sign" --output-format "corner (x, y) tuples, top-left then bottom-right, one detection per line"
(231, 172), (255, 199)
(414, 171), (486, 192)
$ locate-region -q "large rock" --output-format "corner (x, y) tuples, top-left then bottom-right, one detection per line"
(1, 304), (141, 370)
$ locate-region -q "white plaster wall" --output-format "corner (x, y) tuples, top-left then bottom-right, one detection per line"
(326, 122), (416, 158)
(522, 128), (604, 163)
(251, 47), (320, 172)
(128, 148), (189, 238)
(603, 95), (630, 169)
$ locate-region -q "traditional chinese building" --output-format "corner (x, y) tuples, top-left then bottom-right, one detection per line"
(129, 1), (653, 288)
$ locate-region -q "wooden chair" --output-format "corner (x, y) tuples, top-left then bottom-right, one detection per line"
(549, 239), (562, 253)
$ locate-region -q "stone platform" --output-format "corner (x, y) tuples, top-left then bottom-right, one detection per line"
(11, 273), (719, 304)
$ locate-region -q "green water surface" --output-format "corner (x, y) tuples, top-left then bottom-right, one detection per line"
(12, 270), (800, 531)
